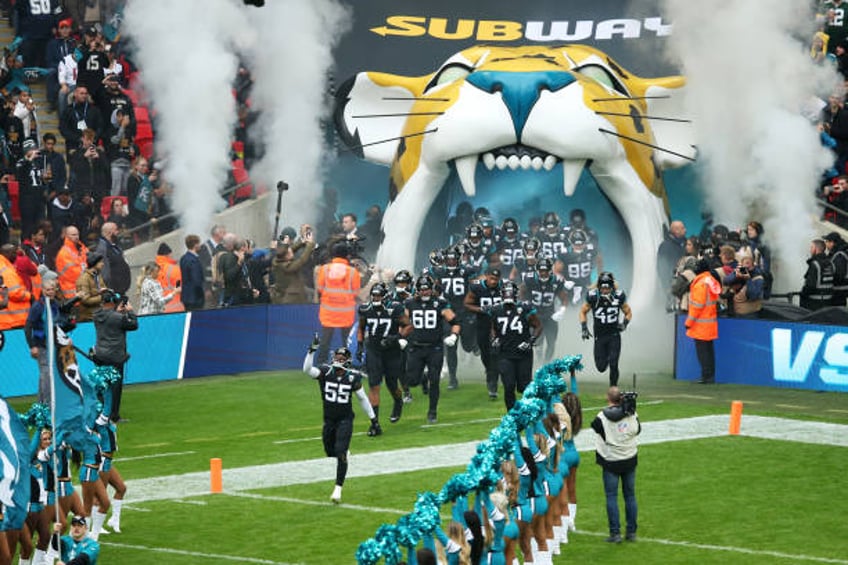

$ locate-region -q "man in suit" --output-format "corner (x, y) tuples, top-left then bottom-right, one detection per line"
(180, 234), (205, 311)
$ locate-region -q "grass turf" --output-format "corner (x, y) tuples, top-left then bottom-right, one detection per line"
(8, 368), (846, 564)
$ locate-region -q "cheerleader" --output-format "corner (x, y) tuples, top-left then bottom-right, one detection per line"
(499, 460), (520, 565)
(97, 414), (127, 533)
(541, 415), (566, 554)
(74, 439), (111, 540)
(481, 489), (509, 565)
(525, 428), (551, 564)
(54, 442), (84, 532)
(562, 390), (583, 531)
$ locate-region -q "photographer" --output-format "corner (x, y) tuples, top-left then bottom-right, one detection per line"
(721, 253), (764, 319)
(591, 386), (641, 544)
(92, 290), (138, 422)
(271, 224), (316, 304)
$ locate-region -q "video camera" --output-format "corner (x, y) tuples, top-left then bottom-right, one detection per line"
(103, 290), (129, 306)
(620, 391), (638, 416)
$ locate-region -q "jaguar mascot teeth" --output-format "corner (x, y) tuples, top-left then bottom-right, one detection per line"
(333, 44), (695, 312)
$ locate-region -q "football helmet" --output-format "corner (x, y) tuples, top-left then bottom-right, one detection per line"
(569, 208), (586, 227)
(466, 223), (484, 247)
(444, 246), (460, 268)
(416, 274), (435, 300)
(394, 270), (412, 286)
(501, 281), (518, 304)
(569, 229), (588, 248)
(370, 282), (388, 305)
(598, 271), (615, 293)
(536, 257), (553, 281)
(429, 249), (445, 268)
(543, 211), (560, 231)
(333, 346), (352, 367)
(523, 237), (541, 255)
(502, 217), (519, 238)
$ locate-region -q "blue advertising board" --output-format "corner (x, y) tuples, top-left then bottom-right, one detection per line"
(675, 315), (848, 392)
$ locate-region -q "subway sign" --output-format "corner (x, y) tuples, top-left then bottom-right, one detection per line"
(675, 316), (848, 392)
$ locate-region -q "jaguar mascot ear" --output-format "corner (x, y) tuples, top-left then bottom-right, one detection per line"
(334, 44), (696, 312)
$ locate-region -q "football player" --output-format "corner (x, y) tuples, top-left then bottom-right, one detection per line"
(511, 237), (542, 283)
(556, 229), (597, 304)
(563, 208), (602, 270)
(463, 223), (493, 272)
(464, 266), (504, 400)
(496, 217), (525, 270)
(356, 283), (409, 433)
(490, 281), (542, 410)
(390, 269), (414, 401)
(404, 274), (461, 424)
(578, 271), (632, 387)
(303, 338), (379, 503)
(431, 245), (476, 389)
(521, 257), (572, 363)
(538, 211), (569, 259)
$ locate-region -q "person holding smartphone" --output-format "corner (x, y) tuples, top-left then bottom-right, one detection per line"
(271, 224), (316, 304)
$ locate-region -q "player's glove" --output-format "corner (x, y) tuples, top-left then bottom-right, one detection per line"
(551, 306), (566, 322)
(581, 322), (592, 341)
(618, 318), (630, 332)
(380, 335), (399, 348)
(355, 348), (364, 364)
(307, 332), (320, 353)
(517, 341), (532, 351)
(443, 333), (458, 347)
(397, 338), (408, 350)
(490, 336), (501, 350)
(480, 305), (493, 316)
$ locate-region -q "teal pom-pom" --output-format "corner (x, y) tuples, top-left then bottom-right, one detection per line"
(87, 365), (122, 392)
(413, 492), (441, 533)
(21, 403), (51, 430)
(374, 524), (402, 564)
(396, 514), (418, 547)
(355, 539), (383, 565)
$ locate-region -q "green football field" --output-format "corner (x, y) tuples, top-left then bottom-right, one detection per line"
(9, 365), (847, 564)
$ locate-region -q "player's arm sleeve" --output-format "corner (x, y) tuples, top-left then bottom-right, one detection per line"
(355, 387), (375, 419)
(302, 351), (321, 378)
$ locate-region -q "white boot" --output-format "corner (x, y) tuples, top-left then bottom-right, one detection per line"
(107, 499), (123, 533)
(559, 523), (569, 544)
(18, 558), (32, 565)
(550, 536), (560, 555)
(330, 485), (342, 503)
(536, 549), (552, 565)
(90, 509), (108, 540)
(568, 503), (577, 531)
(32, 549), (46, 565)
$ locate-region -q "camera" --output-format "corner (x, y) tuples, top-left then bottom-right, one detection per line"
(621, 391), (638, 416)
(276, 181), (289, 192)
(738, 266), (749, 275)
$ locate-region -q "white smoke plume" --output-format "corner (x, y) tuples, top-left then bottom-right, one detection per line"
(661, 0), (839, 291)
(124, 0), (252, 235)
(245, 0), (353, 234)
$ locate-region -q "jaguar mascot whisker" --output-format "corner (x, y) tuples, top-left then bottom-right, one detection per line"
(333, 44), (696, 312)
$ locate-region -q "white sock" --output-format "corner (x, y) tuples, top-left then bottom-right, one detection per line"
(110, 499), (123, 525)
(536, 549), (551, 565)
(569, 503), (577, 522)
(90, 509), (108, 540)
(560, 523), (569, 543)
(531, 537), (538, 553)
(32, 549), (46, 565)
(549, 536), (560, 555)
(18, 558), (31, 565)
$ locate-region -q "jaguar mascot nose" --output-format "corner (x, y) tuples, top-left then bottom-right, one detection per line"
(465, 71), (577, 138)
(333, 44), (695, 314)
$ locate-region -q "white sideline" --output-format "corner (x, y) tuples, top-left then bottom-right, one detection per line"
(123, 415), (848, 503)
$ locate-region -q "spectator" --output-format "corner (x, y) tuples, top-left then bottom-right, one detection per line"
(48, 187), (88, 236)
(722, 253), (765, 319)
(45, 17), (76, 112)
(825, 231), (848, 305)
(0, 243), (33, 329)
(56, 47), (78, 118)
(13, 242), (39, 297)
(0, 201), (11, 246)
(75, 27), (110, 106)
(24, 278), (65, 403)
(68, 128), (110, 204)
(218, 234), (253, 307)
(244, 239), (271, 304)
(740, 221), (772, 297)
(75, 251), (106, 322)
(105, 197), (129, 229)
(106, 107), (135, 196)
(13, 89), (38, 141)
(154, 242), (182, 313)
(15, 138), (47, 240)
(271, 226), (316, 304)
(103, 44), (124, 82)
(800, 238), (835, 310)
(59, 85), (104, 151)
(686, 259), (721, 384)
(136, 261), (174, 315)
(179, 234), (204, 311)
(199, 224), (225, 308)
(39, 133), (67, 199)
(98, 74), (134, 138)
(126, 157), (153, 240)
(94, 221), (131, 295)
(669, 237), (701, 313)
(54, 224), (87, 300)
(823, 175), (848, 227)
(824, 0), (848, 54)
(2, 92), (26, 164)
(15, 0), (61, 68)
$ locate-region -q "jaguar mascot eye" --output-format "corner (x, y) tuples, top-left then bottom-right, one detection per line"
(333, 44), (695, 313)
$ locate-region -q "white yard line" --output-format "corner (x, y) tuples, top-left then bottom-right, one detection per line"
(124, 415), (848, 504)
(98, 541), (303, 565)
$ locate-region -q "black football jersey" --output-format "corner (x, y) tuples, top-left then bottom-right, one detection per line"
(512, 256), (540, 284)
(405, 296), (452, 344)
(316, 365), (364, 421)
(358, 301), (405, 344)
(539, 230), (569, 259)
(558, 247), (596, 288)
(524, 274), (565, 314)
(586, 288), (627, 336)
(432, 265), (474, 311)
(491, 302), (537, 356)
(468, 279), (503, 319)
(497, 237), (525, 268)
(463, 243), (490, 272)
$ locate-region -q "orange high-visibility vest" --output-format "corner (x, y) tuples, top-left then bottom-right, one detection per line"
(156, 254), (184, 312)
(55, 238), (87, 300)
(686, 271), (721, 341)
(316, 258), (360, 327)
(0, 256), (32, 329)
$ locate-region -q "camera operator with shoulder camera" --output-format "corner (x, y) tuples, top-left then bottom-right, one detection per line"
(591, 386), (641, 544)
(92, 290), (138, 422)
(721, 253), (764, 319)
